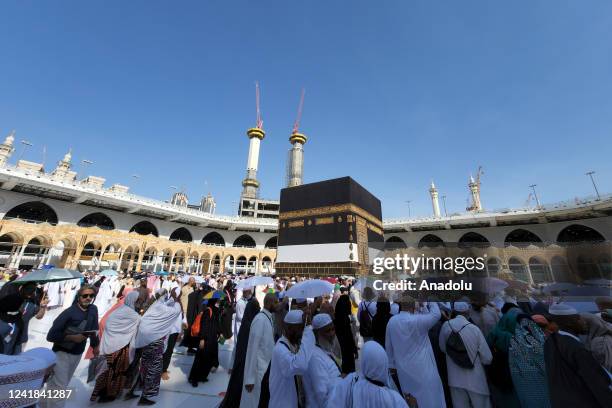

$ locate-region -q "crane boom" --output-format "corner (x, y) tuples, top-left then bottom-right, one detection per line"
(292, 88), (305, 133)
(255, 81), (263, 129)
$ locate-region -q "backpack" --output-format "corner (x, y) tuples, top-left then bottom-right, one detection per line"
(191, 307), (212, 337)
(359, 301), (374, 337)
(445, 321), (474, 369)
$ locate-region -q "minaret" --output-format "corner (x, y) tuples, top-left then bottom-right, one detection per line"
(468, 174), (482, 212)
(52, 149), (73, 180)
(286, 89), (307, 187)
(0, 131), (15, 166)
(241, 83), (264, 198)
(429, 180), (441, 217)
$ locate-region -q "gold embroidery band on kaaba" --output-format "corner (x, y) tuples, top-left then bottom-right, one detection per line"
(315, 216), (334, 225)
(287, 220), (305, 228)
(279, 204), (383, 229)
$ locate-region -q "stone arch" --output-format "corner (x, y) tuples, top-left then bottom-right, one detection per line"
(199, 252), (211, 273)
(160, 248), (173, 271)
(248, 256), (257, 272)
(169, 227), (193, 243)
(486, 257), (501, 276)
(211, 254), (221, 273)
(119, 245), (140, 271)
(77, 212), (115, 230)
(202, 232), (225, 246)
(458, 232), (490, 248)
(129, 221), (159, 237)
(505, 229), (543, 247)
(4, 201), (58, 224)
(576, 255), (600, 280)
(385, 236), (407, 250)
(551, 256), (571, 282)
(233, 234), (256, 248)
(529, 256), (552, 283)
(236, 255), (248, 273)
(508, 256), (530, 282)
(81, 241), (103, 258)
(174, 250), (187, 271)
(418, 234), (445, 248)
(557, 224), (605, 244)
(224, 254), (235, 272)
(265, 236), (278, 249)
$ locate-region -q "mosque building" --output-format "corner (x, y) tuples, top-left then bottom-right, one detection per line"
(0, 115), (610, 283)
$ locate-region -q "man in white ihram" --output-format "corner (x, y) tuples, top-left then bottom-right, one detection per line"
(439, 302), (492, 408)
(241, 292), (277, 408)
(268, 309), (314, 408)
(386, 297), (446, 407)
(303, 313), (342, 407)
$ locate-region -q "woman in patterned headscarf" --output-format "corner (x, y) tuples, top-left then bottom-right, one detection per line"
(90, 291), (141, 403)
(509, 317), (551, 408)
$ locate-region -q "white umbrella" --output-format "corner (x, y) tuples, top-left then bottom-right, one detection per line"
(285, 279), (334, 299)
(236, 276), (274, 290)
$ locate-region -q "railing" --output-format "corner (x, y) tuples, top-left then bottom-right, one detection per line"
(0, 164), (276, 227)
(384, 193), (612, 225)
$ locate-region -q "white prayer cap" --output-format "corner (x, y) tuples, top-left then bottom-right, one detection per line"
(549, 303), (578, 316)
(312, 313), (333, 329)
(454, 302), (470, 312)
(284, 310), (304, 324)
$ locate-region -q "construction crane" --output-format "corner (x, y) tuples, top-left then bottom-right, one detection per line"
(466, 165), (484, 212)
(475, 165), (484, 188)
(292, 88), (305, 134)
(255, 81), (263, 129)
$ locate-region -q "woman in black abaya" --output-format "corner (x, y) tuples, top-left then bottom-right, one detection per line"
(334, 294), (357, 374)
(188, 298), (221, 386)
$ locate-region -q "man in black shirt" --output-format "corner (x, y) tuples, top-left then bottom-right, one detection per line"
(42, 285), (99, 408)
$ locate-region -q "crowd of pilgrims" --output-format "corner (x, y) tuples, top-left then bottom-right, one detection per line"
(0, 269), (610, 408)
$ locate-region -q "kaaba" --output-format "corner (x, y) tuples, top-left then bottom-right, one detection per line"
(275, 177), (384, 277)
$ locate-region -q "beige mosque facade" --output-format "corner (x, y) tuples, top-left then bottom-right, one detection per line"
(0, 131), (609, 283)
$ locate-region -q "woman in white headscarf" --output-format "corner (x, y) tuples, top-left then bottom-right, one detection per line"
(90, 291), (141, 403)
(125, 289), (181, 405)
(326, 341), (409, 408)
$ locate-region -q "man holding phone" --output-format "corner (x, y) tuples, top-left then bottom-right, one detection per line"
(42, 285), (100, 408)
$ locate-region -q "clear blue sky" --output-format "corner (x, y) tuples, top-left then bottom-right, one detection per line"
(1, 1), (610, 218)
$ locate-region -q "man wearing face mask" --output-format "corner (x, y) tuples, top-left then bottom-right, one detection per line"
(43, 285), (99, 408)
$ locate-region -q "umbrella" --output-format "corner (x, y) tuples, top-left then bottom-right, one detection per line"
(237, 276), (273, 290)
(154, 270), (169, 276)
(192, 276), (205, 284)
(13, 268), (81, 284)
(285, 279), (334, 299)
(40, 264), (55, 270)
(204, 290), (225, 300)
(100, 269), (118, 277)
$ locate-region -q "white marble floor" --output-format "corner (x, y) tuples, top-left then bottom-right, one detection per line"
(26, 307), (231, 408)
